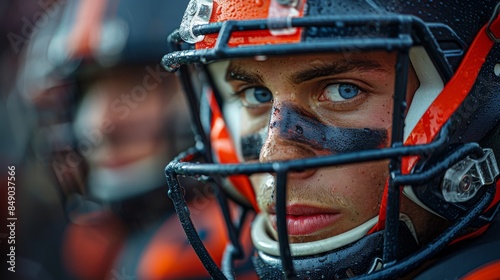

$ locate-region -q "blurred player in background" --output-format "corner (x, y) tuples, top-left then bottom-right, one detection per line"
(10, 0), (249, 279)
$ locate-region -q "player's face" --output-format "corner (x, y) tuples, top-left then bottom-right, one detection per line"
(224, 51), (441, 243)
(74, 67), (173, 171)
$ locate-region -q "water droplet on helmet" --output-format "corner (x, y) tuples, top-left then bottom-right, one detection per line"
(494, 63), (500, 76)
(254, 55), (268, 61)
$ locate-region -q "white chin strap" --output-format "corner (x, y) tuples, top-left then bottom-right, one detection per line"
(251, 213), (418, 257)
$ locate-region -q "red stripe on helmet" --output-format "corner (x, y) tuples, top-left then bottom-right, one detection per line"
(371, 16), (500, 234)
(403, 20), (499, 172)
(461, 259), (500, 280)
(67, 0), (108, 58)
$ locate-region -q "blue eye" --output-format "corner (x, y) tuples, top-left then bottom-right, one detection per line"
(241, 87), (273, 106)
(324, 83), (360, 101)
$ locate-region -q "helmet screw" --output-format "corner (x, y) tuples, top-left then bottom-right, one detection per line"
(459, 174), (472, 192)
(187, 0), (198, 16)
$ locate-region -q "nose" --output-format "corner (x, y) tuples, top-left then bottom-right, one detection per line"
(259, 101), (319, 178)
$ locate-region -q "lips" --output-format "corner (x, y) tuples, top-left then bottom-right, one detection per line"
(99, 157), (137, 168)
(97, 151), (148, 168)
(267, 205), (341, 236)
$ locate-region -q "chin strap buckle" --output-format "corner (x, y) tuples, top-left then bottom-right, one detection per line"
(442, 148), (499, 203)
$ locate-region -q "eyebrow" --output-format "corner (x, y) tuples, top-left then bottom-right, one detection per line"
(225, 58), (388, 85)
(291, 59), (387, 84)
(225, 65), (264, 84)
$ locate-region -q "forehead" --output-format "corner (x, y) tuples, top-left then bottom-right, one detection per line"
(224, 51), (399, 88)
(226, 51), (397, 75)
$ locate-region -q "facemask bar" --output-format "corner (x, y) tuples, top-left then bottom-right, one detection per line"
(356, 187), (494, 280)
(163, 14), (490, 279)
(163, 13), (454, 177)
(165, 122), (490, 279)
(167, 39), (252, 279)
(163, 15), (453, 82)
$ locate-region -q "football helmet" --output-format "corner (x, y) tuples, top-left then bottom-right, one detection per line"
(19, 0), (190, 213)
(162, 0), (500, 279)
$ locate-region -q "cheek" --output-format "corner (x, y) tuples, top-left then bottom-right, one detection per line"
(370, 97), (393, 125)
(365, 100), (393, 147)
(240, 108), (270, 135)
(332, 161), (388, 215)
